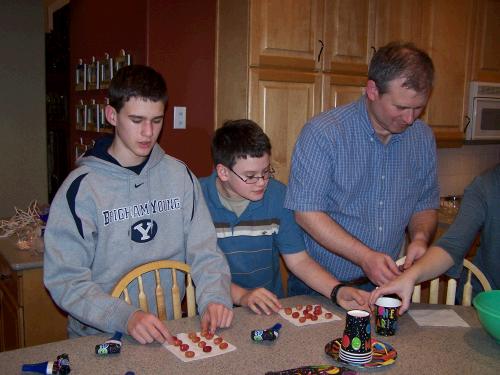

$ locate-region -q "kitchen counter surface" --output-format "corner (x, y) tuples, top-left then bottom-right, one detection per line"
(0, 295), (498, 374)
(0, 236), (43, 271)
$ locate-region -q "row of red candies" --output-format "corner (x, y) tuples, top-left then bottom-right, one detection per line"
(284, 304), (333, 323)
(173, 331), (229, 358)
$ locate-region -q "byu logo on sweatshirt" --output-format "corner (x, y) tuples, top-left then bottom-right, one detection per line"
(131, 219), (158, 242)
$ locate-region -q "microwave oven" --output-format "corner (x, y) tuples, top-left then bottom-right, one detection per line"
(466, 81), (500, 141)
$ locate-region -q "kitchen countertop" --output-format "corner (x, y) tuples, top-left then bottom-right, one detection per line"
(0, 236), (44, 271)
(0, 295), (498, 374)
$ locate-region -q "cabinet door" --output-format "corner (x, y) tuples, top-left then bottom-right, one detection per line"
(250, 0), (324, 70)
(373, 0), (425, 48)
(322, 74), (366, 111)
(421, 0), (474, 146)
(249, 68), (322, 183)
(0, 284), (23, 351)
(323, 0), (375, 75)
(471, 0), (500, 82)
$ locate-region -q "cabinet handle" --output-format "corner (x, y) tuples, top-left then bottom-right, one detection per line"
(317, 40), (324, 62)
(0, 273), (11, 280)
(463, 116), (470, 133)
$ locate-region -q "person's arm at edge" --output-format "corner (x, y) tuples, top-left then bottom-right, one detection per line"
(370, 246), (454, 314)
(404, 209), (438, 269)
(295, 211), (400, 285)
(283, 251), (369, 311)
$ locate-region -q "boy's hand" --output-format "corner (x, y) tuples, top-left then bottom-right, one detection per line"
(127, 310), (174, 345)
(240, 288), (282, 315)
(337, 286), (370, 311)
(200, 303), (233, 334)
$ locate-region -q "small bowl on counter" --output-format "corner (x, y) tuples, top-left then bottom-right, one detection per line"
(473, 290), (500, 344)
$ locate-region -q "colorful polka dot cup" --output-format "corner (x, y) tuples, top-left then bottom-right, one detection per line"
(340, 309), (372, 364)
(374, 297), (402, 336)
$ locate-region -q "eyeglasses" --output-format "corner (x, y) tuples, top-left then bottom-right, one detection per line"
(228, 166), (275, 184)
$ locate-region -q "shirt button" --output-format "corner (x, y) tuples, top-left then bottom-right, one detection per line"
(381, 175), (385, 180)
(370, 138), (374, 142)
(379, 201), (383, 205)
(378, 226), (383, 231)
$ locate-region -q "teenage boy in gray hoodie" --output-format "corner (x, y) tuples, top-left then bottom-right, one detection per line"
(44, 65), (233, 345)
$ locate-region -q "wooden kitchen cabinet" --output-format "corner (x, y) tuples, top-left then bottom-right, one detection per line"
(249, 0), (323, 70)
(248, 68), (322, 182)
(323, 0), (374, 75)
(471, 0), (500, 82)
(216, 0), (478, 178)
(0, 243), (67, 352)
(420, 0), (475, 147)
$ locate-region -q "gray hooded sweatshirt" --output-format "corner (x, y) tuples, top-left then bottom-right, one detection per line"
(44, 138), (232, 337)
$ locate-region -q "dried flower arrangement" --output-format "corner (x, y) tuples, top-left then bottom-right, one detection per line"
(0, 201), (45, 251)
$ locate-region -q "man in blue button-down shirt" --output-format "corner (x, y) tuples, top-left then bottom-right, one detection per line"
(285, 42), (440, 292)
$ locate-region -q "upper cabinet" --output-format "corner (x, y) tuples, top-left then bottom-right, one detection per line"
(249, 0), (324, 70)
(471, 0), (500, 82)
(323, 0), (374, 75)
(420, 0), (475, 146)
(217, 0), (491, 173)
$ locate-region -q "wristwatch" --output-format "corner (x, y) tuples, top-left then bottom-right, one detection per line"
(330, 283), (348, 307)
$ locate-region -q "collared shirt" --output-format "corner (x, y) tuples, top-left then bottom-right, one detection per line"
(284, 95), (439, 282)
(200, 172), (306, 297)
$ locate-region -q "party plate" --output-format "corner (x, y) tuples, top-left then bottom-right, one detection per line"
(325, 338), (397, 369)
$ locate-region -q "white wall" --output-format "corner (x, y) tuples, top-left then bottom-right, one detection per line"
(437, 144), (500, 196)
(0, 1), (47, 218)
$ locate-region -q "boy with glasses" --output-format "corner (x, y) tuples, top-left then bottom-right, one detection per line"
(200, 119), (369, 315)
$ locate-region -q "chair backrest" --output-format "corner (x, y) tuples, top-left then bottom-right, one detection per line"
(111, 260), (196, 320)
(396, 256), (491, 306)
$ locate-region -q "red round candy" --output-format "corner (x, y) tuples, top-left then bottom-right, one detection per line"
(203, 345), (213, 353)
(185, 350), (195, 358)
(213, 337), (223, 345)
(219, 342), (229, 350)
(292, 311), (300, 319)
(284, 307), (293, 315)
(180, 343), (189, 352)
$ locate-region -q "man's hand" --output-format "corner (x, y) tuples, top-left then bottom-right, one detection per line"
(239, 288), (282, 315)
(200, 303), (233, 334)
(369, 274), (417, 315)
(403, 238), (428, 270)
(360, 251), (401, 286)
(127, 310), (174, 345)
(337, 286), (370, 311)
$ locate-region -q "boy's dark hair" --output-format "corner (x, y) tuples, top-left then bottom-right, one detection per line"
(108, 65), (168, 112)
(212, 119), (271, 168)
(368, 41), (434, 95)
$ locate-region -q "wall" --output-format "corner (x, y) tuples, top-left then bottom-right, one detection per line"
(437, 144), (500, 196)
(69, 0), (216, 177)
(0, 1), (47, 218)
(149, 0), (217, 177)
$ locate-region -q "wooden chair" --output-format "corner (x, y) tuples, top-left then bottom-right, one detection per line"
(111, 260), (196, 320)
(396, 256), (491, 306)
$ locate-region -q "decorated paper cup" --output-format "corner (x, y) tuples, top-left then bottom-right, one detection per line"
(340, 309), (372, 364)
(374, 297), (402, 336)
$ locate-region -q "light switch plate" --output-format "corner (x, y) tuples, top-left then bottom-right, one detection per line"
(173, 106), (186, 129)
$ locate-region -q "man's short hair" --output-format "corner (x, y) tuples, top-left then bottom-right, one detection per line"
(108, 65), (168, 112)
(212, 119), (271, 168)
(368, 41), (434, 95)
